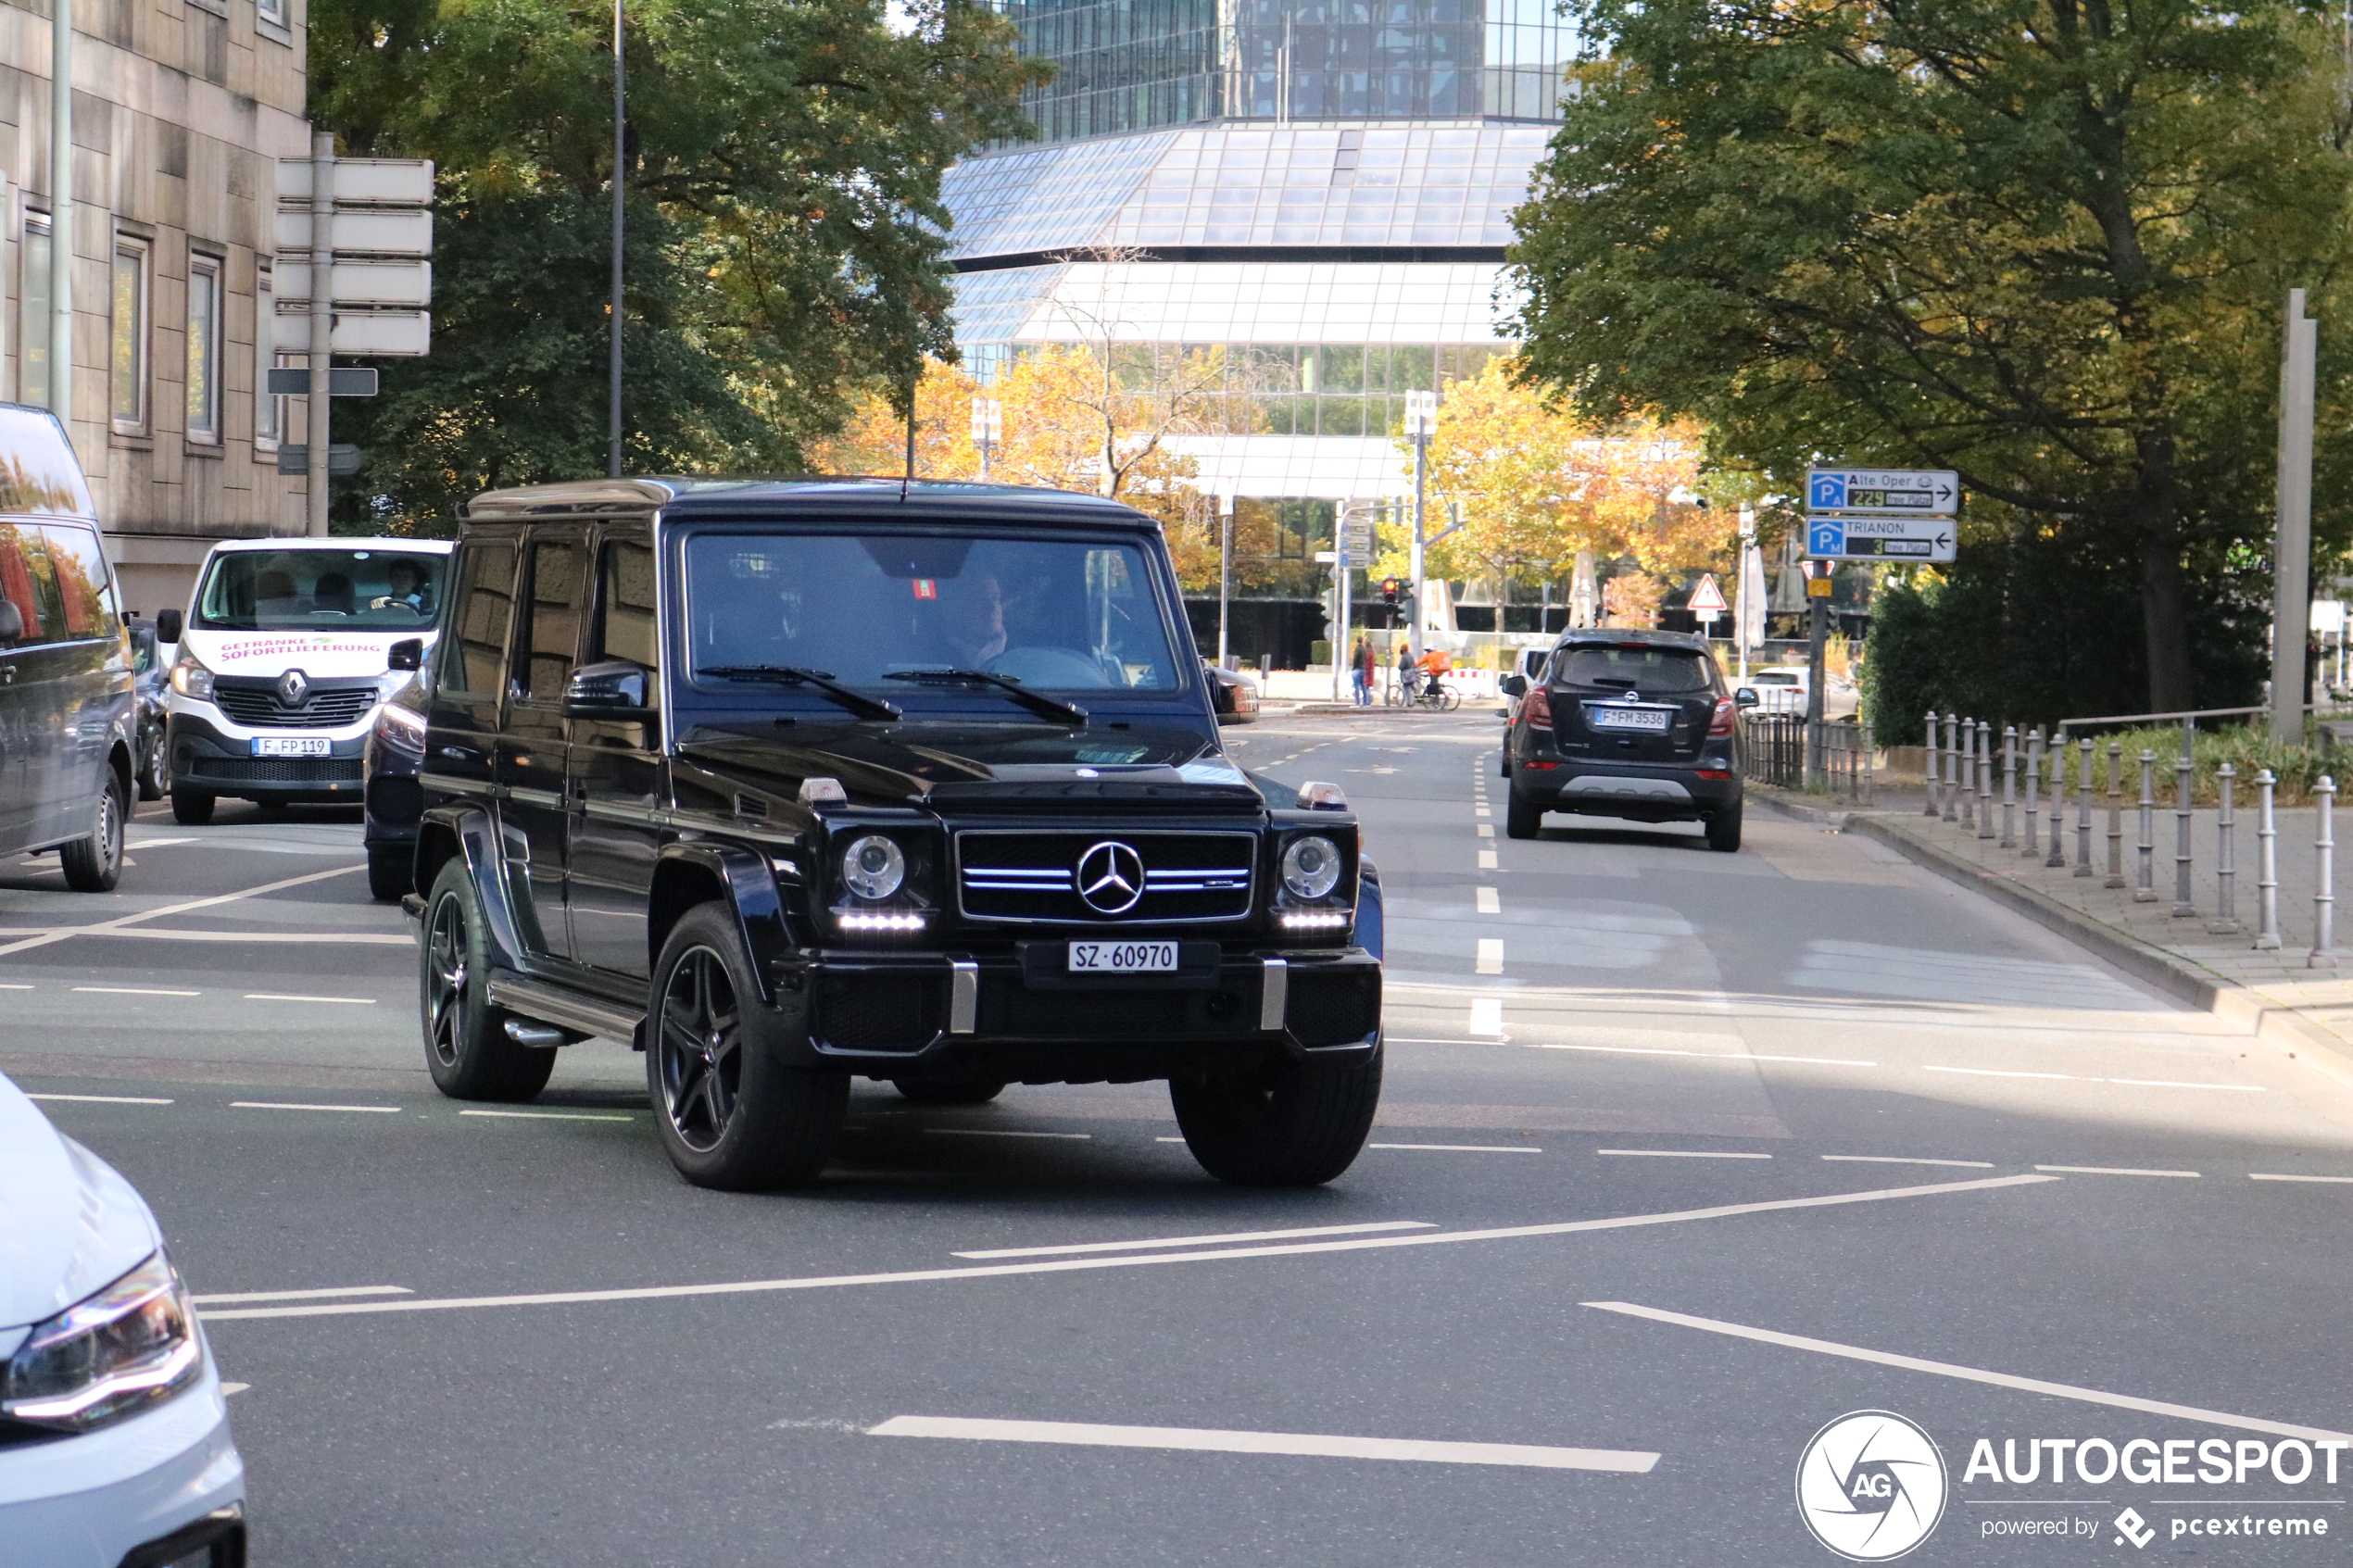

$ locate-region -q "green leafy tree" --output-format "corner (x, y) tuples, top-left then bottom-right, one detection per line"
(1510, 0), (2353, 709)
(310, 0), (1044, 529)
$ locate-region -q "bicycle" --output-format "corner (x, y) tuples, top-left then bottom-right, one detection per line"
(1413, 683), (1462, 712)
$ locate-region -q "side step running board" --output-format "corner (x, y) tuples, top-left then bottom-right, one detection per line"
(487, 973), (645, 1047)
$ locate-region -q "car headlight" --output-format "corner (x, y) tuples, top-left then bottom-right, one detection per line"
(1281, 835), (1343, 900)
(374, 702), (427, 752)
(1, 1251), (203, 1434)
(841, 834), (906, 901)
(168, 653), (214, 700)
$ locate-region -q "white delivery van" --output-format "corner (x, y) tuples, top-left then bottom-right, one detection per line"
(156, 537), (453, 823)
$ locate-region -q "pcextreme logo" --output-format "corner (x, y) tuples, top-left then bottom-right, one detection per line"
(1797, 1411), (1950, 1561)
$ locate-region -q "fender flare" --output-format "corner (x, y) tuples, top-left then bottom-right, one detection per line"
(653, 842), (792, 1004)
(1355, 858), (1384, 961)
(417, 803), (529, 972)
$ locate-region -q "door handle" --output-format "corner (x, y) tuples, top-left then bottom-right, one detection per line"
(438, 745), (479, 760)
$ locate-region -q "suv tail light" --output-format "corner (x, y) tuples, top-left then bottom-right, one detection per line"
(1525, 686), (1553, 731)
(1707, 696), (1736, 736)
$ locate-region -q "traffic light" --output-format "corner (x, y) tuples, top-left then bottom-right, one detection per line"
(1380, 578), (1401, 608)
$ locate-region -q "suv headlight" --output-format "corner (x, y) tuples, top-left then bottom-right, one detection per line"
(841, 834), (906, 901)
(168, 653), (214, 700)
(1281, 835), (1343, 900)
(1, 1251), (203, 1433)
(374, 702), (426, 752)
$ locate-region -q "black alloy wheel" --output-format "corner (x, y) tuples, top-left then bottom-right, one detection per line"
(59, 774), (124, 892)
(419, 859), (553, 1100)
(648, 905), (847, 1191)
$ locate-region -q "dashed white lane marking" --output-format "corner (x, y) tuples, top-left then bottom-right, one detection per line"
(1528, 1042), (1876, 1068)
(2249, 1173), (2353, 1183)
(1474, 807), (1491, 818)
(245, 993), (376, 1005)
(865, 1414), (1661, 1474)
(1477, 824), (1495, 838)
(0, 862), (365, 958)
(926, 1128), (1091, 1140)
(2034, 1164), (2199, 1178)
(2108, 1077), (2266, 1092)
(26, 1092), (174, 1106)
(1370, 1143), (1542, 1155)
(459, 1109), (636, 1122)
(956, 1222), (1434, 1260)
(193, 1285), (412, 1305)
(1926, 1067), (2261, 1092)
(1476, 887), (1500, 913)
(1924, 1065), (2072, 1081)
(196, 1174), (2055, 1323)
(231, 1101), (401, 1114)
(1467, 997), (1504, 1035)
(1478, 850), (1498, 870)
(1583, 1301), (2350, 1443)
(1598, 1149), (1772, 1160)
(1476, 939), (1504, 975)
(220, 1383), (251, 1396)
(0, 983), (29, 990)
(1822, 1155), (1994, 1169)
(74, 985), (201, 997)
(124, 836), (201, 849)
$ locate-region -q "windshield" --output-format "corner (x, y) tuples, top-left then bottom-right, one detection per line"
(1555, 645), (1715, 694)
(685, 532), (1181, 693)
(194, 549), (447, 632)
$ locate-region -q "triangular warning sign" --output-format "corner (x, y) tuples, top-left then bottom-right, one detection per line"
(1688, 572), (1728, 615)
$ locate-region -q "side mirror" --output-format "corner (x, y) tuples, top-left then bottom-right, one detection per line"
(386, 638), (425, 672)
(563, 659), (654, 718)
(1734, 686), (1760, 709)
(0, 599), (20, 646)
(155, 608), (182, 644)
(1499, 673), (1528, 698)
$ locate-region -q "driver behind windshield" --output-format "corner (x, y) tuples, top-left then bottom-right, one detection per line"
(915, 571), (1006, 669)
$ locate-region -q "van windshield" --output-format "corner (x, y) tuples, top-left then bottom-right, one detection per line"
(684, 532), (1181, 693)
(195, 549), (447, 632)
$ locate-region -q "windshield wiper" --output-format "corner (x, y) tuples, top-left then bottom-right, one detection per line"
(883, 668), (1088, 726)
(697, 665), (901, 721)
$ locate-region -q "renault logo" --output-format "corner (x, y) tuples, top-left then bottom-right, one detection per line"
(276, 669), (310, 707)
(1075, 841), (1145, 915)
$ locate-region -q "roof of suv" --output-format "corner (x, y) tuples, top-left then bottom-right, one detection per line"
(459, 476), (1161, 531)
(1554, 627), (1713, 652)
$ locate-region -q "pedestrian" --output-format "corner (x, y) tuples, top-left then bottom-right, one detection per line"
(1396, 644), (1417, 703)
(1350, 637), (1373, 706)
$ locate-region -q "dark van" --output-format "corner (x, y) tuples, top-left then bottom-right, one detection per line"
(0, 404), (134, 890)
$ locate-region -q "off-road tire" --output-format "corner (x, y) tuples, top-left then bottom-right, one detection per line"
(1170, 1042), (1383, 1186)
(170, 790), (215, 825)
(648, 904), (847, 1191)
(420, 859), (554, 1101)
(366, 843), (413, 902)
(58, 775), (125, 892)
(893, 1080), (1006, 1106)
(1505, 790), (1544, 839)
(1705, 804), (1743, 854)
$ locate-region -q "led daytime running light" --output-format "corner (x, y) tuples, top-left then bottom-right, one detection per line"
(1279, 909), (1351, 929)
(837, 910), (926, 932)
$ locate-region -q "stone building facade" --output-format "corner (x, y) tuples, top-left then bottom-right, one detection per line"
(0, 0), (310, 615)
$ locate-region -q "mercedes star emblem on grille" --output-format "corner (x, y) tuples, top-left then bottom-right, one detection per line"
(1075, 841), (1146, 914)
(276, 668), (310, 707)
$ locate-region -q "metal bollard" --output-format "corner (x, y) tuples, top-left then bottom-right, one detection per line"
(1863, 719), (1875, 807)
(1956, 717), (1972, 828)
(2134, 749), (2158, 900)
(1923, 711), (1940, 817)
(2255, 768), (2282, 949)
(2045, 731), (2068, 867)
(2022, 728), (2041, 856)
(1978, 721), (1995, 839)
(2171, 728), (2196, 918)
(2105, 740), (2126, 887)
(2313, 776), (2338, 969)
(2000, 725), (2018, 847)
(2074, 737), (2095, 876)
(1944, 713), (1960, 822)
(2209, 762), (2241, 934)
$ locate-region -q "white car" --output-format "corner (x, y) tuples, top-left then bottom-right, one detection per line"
(1741, 668), (1859, 718)
(0, 1077), (245, 1567)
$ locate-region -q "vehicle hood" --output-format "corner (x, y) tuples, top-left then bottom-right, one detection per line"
(676, 721), (1265, 810)
(0, 1077), (162, 1331)
(182, 626), (438, 680)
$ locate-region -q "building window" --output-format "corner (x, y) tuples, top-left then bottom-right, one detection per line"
(19, 216), (48, 410)
(109, 237), (150, 434)
(254, 265), (280, 449)
(257, 0), (286, 25)
(186, 252), (223, 445)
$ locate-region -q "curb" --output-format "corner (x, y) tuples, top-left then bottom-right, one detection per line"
(1743, 784), (1853, 828)
(1846, 814), (2353, 1096)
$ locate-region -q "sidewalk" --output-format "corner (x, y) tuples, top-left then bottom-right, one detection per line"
(1761, 778), (2353, 1089)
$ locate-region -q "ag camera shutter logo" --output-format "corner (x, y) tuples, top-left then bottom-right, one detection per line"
(1796, 1411), (1949, 1561)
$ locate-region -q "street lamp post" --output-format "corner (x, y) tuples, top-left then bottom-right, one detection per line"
(971, 397), (1001, 481)
(1217, 494), (1233, 667)
(609, 0), (625, 479)
(1405, 389), (1437, 661)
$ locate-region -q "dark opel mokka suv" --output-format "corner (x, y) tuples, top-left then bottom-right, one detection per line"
(401, 478), (1385, 1191)
(1499, 628), (1750, 852)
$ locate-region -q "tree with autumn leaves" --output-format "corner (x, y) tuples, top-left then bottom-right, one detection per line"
(1381, 356), (1729, 624)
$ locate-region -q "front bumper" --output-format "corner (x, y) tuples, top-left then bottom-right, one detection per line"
(763, 944), (1381, 1081)
(166, 703), (368, 802)
(0, 1363), (245, 1568)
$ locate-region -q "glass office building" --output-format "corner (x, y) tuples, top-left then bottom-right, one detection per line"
(942, 0), (1567, 509)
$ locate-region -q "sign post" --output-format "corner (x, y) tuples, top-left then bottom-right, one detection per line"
(1805, 565), (1834, 787)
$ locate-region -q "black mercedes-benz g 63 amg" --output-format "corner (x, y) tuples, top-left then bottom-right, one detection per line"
(400, 479), (1384, 1191)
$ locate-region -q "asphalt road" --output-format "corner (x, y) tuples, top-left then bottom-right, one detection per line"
(8, 715), (2353, 1566)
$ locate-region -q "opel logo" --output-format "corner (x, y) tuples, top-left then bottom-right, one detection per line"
(1075, 841), (1145, 915)
(276, 668), (310, 707)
